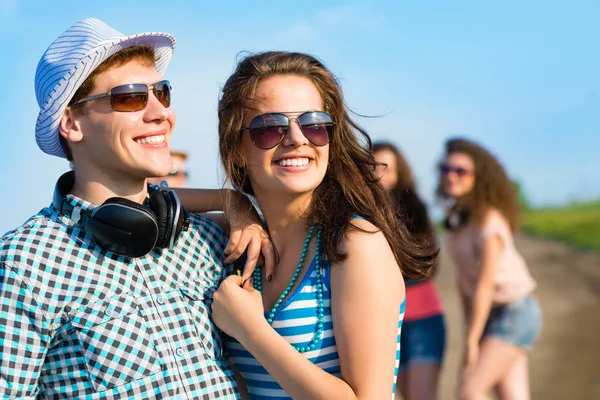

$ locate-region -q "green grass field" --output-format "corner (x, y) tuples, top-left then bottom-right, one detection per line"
(522, 201), (600, 252)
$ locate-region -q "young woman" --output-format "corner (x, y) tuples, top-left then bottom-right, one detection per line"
(208, 51), (437, 399)
(373, 142), (445, 400)
(437, 138), (542, 400)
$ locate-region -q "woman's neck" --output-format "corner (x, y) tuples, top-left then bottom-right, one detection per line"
(255, 191), (313, 253)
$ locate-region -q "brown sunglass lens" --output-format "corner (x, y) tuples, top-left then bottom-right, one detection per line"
(112, 92), (148, 112)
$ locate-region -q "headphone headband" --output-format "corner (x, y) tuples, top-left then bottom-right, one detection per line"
(53, 171), (77, 217)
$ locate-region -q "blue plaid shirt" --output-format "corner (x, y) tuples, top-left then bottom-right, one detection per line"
(0, 193), (240, 399)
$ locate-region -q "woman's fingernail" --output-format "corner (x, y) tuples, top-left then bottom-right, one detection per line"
(267, 275), (272, 281)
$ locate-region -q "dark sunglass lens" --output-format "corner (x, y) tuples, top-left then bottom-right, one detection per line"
(112, 92), (148, 112)
(250, 126), (287, 149)
(154, 81), (171, 108)
(249, 114), (288, 149)
(301, 124), (331, 146)
(439, 164), (451, 174)
(455, 168), (469, 176)
(298, 112), (332, 146)
(110, 83), (148, 111)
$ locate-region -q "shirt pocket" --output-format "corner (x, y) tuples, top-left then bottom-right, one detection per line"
(180, 281), (226, 360)
(70, 294), (163, 392)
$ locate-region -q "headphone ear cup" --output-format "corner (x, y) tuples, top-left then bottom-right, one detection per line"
(170, 191), (189, 240)
(444, 208), (470, 231)
(149, 190), (172, 248)
(87, 197), (159, 257)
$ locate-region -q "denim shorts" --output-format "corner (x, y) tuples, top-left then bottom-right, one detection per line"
(483, 295), (542, 350)
(399, 314), (446, 370)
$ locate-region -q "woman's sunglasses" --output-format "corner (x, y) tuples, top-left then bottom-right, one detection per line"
(71, 80), (171, 112)
(439, 163), (473, 177)
(241, 111), (334, 150)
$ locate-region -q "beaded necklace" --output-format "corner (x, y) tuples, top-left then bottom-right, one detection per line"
(252, 225), (325, 353)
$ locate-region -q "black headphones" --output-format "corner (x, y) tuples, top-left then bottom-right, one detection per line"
(444, 207), (470, 231)
(53, 171), (190, 258)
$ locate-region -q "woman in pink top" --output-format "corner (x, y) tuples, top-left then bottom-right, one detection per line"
(373, 142), (445, 400)
(437, 138), (542, 400)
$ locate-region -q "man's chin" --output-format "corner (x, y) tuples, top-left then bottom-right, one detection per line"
(139, 159), (173, 180)
(148, 169), (170, 178)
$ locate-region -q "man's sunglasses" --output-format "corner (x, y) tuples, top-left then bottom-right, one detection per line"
(241, 111), (334, 150)
(439, 163), (473, 177)
(71, 80), (171, 112)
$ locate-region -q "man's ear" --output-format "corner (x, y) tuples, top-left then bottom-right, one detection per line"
(59, 107), (84, 144)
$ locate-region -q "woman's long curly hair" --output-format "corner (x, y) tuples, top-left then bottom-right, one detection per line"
(437, 138), (520, 232)
(218, 51), (437, 280)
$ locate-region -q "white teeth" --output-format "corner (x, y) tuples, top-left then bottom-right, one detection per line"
(277, 157), (310, 167)
(135, 134), (166, 145)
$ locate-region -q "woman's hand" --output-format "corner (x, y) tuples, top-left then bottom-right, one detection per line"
(212, 275), (266, 340)
(462, 339), (479, 378)
(223, 192), (275, 281)
(173, 187), (275, 280)
(456, 339), (479, 398)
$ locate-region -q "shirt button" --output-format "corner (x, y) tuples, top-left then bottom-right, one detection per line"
(105, 308), (113, 317)
(157, 295), (165, 305)
(176, 348), (185, 357)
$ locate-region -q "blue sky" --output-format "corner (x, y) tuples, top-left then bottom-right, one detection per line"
(1, 0), (599, 234)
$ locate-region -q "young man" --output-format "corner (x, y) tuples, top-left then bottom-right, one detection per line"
(0, 18), (269, 399)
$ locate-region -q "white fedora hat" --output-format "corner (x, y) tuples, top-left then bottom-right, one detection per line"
(34, 18), (176, 158)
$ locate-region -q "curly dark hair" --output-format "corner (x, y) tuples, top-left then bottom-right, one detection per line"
(437, 137), (520, 232)
(218, 51), (437, 280)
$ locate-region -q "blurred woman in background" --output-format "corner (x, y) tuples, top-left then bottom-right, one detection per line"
(373, 142), (445, 400)
(437, 138), (542, 400)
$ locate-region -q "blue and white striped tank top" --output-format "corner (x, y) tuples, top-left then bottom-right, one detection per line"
(225, 255), (406, 399)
